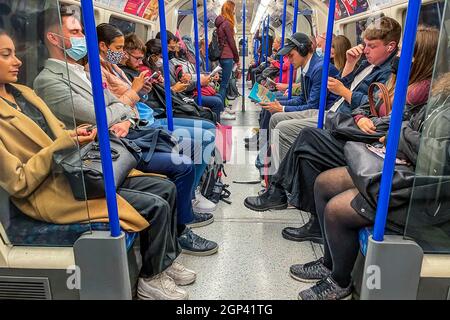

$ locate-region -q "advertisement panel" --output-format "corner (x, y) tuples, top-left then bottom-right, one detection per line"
(94, 0), (159, 21)
(326, 0), (370, 20)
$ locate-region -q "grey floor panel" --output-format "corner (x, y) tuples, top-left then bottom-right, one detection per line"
(178, 221), (316, 300)
(180, 81), (320, 300)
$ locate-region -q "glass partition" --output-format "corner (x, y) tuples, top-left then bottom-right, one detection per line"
(404, 0), (450, 254)
(0, 0), (93, 247)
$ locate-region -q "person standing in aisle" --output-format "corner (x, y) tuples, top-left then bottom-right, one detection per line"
(215, 0), (239, 118)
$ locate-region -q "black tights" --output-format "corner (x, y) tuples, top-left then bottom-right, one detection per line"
(314, 167), (372, 288)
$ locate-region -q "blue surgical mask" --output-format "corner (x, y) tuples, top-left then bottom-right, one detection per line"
(54, 34), (87, 61)
(106, 48), (125, 65)
(316, 47), (324, 57)
(66, 36), (87, 61)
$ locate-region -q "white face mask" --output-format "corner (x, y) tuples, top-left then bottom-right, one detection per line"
(316, 47), (324, 57)
(155, 58), (163, 68)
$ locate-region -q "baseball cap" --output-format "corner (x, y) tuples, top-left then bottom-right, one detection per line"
(277, 32), (311, 56)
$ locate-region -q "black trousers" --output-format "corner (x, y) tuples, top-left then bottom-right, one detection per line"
(272, 127), (348, 215)
(118, 176), (181, 278)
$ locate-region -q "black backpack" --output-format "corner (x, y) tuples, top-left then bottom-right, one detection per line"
(209, 29), (223, 62)
(201, 148), (231, 204)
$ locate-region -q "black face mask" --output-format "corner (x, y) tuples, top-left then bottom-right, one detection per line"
(168, 51), (176, 60)
(391, 56), (400, 75)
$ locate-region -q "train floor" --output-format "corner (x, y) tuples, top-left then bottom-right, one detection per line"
(178, 87), (324, 300)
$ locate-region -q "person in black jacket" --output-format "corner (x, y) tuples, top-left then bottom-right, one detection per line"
(292, 71), (450, 300)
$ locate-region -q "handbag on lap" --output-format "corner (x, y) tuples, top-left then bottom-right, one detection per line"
(53, 134), (139, 200)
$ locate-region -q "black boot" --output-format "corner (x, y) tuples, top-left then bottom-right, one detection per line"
(244, 184), (288, 212)
(282, 215), (323, 244)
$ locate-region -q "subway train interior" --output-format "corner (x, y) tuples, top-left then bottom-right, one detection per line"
(0, 0), (449, 301)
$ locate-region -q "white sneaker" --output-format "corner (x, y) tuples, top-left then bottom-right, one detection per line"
(226, 108), (236, 114)
(137, 273), (189, 300)
(221, 112), (236, 120)
(192, 188), (217, 213)
(164, 261), (197, 286)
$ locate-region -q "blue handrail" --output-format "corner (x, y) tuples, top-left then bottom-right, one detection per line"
(203, 0), (210, 72)
(279, 0), (288, 83)
(80, 0), (121, 238)
(261, 18), (267, 64)
(373, 0), (422, 241)
(158, 0), (174, 131)
(254, 39), (259, 62)
(193, 0), (203, 107)
(265, 15), (270, 65)
(242, 0), (246, 112)
(317, 0), (336, 129)
(288, 0), (299, 99)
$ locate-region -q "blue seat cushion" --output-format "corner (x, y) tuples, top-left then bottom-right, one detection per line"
(5, 209), (137, 250)
(358, 227), (401, 256)
(358, 227), (373, 256)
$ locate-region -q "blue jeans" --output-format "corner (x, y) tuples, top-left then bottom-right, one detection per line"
(154, 118), (216, 194)
(195, 94), (224, 123)
(219, 58), (234, 103)
(137, 151), (195, 226)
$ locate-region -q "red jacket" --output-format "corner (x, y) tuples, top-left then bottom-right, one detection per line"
(215, 15), (239, 63)
(271, 56), (293, 84)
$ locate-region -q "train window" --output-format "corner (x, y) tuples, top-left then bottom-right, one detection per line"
(344, 13), (385, 45)
(404, 0), (450, 254)
(109, 16), (136, 35)
(402, 1), (445, 30)
(0, 0), (92, 247)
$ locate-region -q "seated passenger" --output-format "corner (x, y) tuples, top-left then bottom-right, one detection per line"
(33, 6), (218, 256)
(269, 16), (402, 170)
(158, 31), (226, 121)
(330, 35), (352, 73)
(297, 70), (450, 299)
(256, 32), (340, 143)
(0, 29), (193, 300)
(244, 26), (438, 246)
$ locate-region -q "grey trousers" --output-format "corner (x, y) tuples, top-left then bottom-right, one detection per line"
(269, 110), (325, 169)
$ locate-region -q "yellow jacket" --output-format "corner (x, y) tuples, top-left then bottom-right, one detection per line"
(0, 84), (149, 232)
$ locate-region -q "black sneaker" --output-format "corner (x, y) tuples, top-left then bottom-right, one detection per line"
(290, 257), (331, 283)
(298, 276), (352, 300)
(179, 228), (218, 256)
(187, 212), (214, 229)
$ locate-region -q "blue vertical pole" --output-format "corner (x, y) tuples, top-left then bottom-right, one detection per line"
(373, 0), (422, 242)
(261, 20), (266, 63)
(254, 39), (259, 62)
(265, 15), (270, 65)
(316, 0), (336, 129)
(158, 0), (174, 131)
(192, 0), (203, 107)
(80, 0), (120, 237)
(242, 0), (246, 112)
(203, 0), (210, 72)
(279, 0), (288, 83)
(288, 0), (299, 99)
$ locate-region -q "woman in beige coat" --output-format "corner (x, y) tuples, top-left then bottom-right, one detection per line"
(0, 30), (195, 300)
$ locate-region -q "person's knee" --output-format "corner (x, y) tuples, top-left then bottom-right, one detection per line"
(269, 113), (285, 130)
(324, 197), (344, 226)
(314, 172), (329, 200)
(155, 178), (177, 204)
